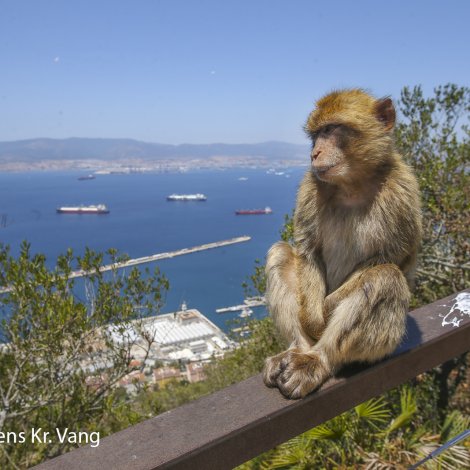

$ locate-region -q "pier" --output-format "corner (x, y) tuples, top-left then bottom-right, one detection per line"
(68, 236), (251, 279)
(216, 297), (266, 313)
(0, 236), (251, 292)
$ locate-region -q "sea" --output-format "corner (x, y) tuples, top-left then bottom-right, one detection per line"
(0, 167), (306, 331)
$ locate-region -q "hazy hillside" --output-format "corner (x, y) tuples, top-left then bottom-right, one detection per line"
(0, 138), (309, 162)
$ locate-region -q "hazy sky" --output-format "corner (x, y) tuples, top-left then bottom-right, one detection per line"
(1, 0), (469, 144)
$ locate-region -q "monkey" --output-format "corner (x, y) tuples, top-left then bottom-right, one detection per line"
(263, 89), (422, 399)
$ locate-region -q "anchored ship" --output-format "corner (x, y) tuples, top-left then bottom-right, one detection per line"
(167, 194), (207, 201)
(78, 174), (96, 181)
(235, 207), (272, 215)
(56, 204), (110, 214)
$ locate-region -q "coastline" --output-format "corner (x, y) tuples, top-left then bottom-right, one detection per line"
(0, 156), (307, 173)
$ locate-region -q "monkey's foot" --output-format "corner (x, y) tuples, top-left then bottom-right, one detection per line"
(274, 350), (330, 399)
(263, 348), (302, 388)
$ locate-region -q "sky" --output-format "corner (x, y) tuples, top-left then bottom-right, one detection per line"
(1, 0), (469, 145)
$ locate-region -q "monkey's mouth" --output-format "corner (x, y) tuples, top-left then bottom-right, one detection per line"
(313, 164), (337, 177)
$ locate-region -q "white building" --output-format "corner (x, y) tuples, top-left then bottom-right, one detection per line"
(107, 307), (234, 363)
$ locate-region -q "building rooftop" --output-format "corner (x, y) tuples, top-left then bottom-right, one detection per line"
(107, 308), (233, 362)
(147, 318), (214, 346)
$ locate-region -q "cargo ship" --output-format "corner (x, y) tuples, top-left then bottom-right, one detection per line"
(167, 194), (207, 201)
(56, 204), (110, 214)
(78, 174), (96, 181)
(235, 207), (272, 215)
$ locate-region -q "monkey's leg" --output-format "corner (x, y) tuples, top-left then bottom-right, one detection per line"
(263, 242), (326, 387)
(274, 264), (410, 399)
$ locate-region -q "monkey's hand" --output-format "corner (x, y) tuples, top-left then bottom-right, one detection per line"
(263, 348), (303, 387)
(265, 349), (330, 399)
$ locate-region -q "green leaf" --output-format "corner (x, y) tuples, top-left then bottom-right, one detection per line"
(386, 387), (417, 434)
(355, 397), (391, 424)
(440, 410), (470, 443)
(303, 420), (346, 441)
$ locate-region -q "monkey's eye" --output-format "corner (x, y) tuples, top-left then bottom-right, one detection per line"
(323, 124), (337, 135)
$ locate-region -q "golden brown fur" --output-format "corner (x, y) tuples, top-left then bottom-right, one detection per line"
(264, 89), (422, 399)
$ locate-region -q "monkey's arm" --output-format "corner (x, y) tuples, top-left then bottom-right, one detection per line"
(296, 253), (328, 340)
(272, 262), (410, 399)
(263, 245), (327, 388)
(291, 174), (328, 340)
(322, 255), (396, 320)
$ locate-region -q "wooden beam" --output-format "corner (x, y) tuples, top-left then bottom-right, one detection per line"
(34, 289), (470, 470)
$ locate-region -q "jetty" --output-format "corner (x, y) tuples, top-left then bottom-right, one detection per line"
(68, 236), (251, 279)
(216, 297), (266, 313)
(0, 236), (251, 293)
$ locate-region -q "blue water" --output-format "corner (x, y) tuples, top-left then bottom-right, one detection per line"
(0, 168), (304, 330)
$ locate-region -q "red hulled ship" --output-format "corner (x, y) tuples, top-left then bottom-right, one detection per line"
(235, 207), (272, 215)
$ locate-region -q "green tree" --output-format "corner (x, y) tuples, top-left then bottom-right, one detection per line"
(396, 83), (470, 306)
(395, 84), (470, 416)
(0, 242), (168, 467)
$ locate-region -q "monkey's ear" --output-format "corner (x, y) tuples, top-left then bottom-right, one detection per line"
(375, 98), (396, 131)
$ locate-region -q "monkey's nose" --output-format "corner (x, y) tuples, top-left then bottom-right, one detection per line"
(311, 150), (321, 161)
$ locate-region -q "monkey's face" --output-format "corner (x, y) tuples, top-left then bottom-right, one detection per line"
(305, 90), (397, 185)
(308, 124), (350, 183)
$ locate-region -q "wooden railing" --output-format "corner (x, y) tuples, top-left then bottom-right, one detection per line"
(35, 289), (470, 470)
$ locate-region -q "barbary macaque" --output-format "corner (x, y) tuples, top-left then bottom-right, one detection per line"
(264, 89), (422, 399)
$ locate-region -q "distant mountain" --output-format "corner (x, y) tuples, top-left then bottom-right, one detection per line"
(0, 138), (309, 162)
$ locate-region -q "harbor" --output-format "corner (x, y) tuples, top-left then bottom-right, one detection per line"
(0, 168), (301, 317)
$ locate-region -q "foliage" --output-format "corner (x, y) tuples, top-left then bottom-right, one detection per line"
(236, 387), (470, 469)
(280, 211), (295, 244)
(204, 317), (284, 388)
(242, 211), (294, 298)
(395, 83), (470, 423)
(396, 83), (470, 306)
(0, 242), (168, 468)
(242, 259), (268, 298)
